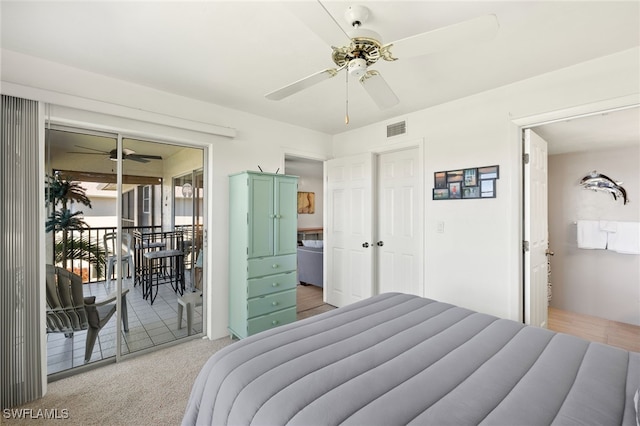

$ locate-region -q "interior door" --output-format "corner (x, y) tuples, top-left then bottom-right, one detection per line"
(325, 153), (374, 307)
(376, 148), (423, 296)
(524, 128), (549, 328)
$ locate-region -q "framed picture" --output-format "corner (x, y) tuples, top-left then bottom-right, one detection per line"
(462, 186), (480, 199)
(480, 179), (496, 198)
(463, 168), (477, 187)
(448, 182), (462, 199)
(478, 165), (499, 180)
(446, 170), (464, 183)
(433, 164), (499, 200)
(432, 188), (449, 200)
(297, 191), (315, 214)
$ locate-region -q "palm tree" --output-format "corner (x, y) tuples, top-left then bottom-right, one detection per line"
(46, 173), (106, 276)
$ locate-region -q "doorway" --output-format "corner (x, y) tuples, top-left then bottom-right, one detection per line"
(284, 155), (325, 307)
(45, 126), (207, 377)
(521, 106), (640, 329)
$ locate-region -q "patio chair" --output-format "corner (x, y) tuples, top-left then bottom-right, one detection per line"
(45, 265), (129, 363)
(104, 232), (135, 290)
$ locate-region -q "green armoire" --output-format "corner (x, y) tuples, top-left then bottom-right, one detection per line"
(228, 171), (298, 339)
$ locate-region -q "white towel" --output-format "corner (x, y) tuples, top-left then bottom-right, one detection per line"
(577, 220), (608, 249)
(599, 220), (618, 233)
(607, 222), (640, 254)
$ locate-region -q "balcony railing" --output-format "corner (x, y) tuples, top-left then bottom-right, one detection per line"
(52, 224), (199, 284)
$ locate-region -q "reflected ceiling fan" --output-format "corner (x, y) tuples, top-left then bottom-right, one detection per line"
(266, 2), (499, 118)
(70, 145), (162, 163)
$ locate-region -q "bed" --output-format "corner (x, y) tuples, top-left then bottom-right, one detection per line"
(183, 292), (640, 425)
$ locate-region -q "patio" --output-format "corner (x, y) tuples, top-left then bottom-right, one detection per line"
(46, 282), (333, 376)
(47, 276), (203, 375)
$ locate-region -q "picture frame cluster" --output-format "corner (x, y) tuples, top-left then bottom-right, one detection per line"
(433, 165), (499, 200)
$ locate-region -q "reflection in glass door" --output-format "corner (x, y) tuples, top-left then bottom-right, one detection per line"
(173, 170), (205, 305)
(45, 127), (205, 377)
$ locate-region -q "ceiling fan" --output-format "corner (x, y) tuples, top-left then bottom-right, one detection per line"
(266, 2), (499, 115)
(70, 145), (162, 163)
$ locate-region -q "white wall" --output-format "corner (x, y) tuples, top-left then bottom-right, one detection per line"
(548, 145), (640, 325)
(332, 47), (640, 321)
(1, 49), (333, 341)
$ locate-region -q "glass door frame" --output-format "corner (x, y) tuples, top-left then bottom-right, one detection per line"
(44, 116), (210, 377)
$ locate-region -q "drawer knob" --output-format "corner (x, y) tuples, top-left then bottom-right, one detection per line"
(272, 320), (279, 326)
(272, 301), (279, 306)
(271, 282), (279, 287)
(272, 264), (279, 268)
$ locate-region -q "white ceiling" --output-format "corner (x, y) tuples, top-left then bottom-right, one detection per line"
(535, 107), (640, 156)
(1, 1), (639, 153)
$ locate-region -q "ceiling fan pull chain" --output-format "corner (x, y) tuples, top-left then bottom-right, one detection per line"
(345, 68), (349, 125)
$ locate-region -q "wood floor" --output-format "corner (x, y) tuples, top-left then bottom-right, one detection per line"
(548, 307), (640, 352)
(296, 284), (335, 320)
(296, 284), (326, 311)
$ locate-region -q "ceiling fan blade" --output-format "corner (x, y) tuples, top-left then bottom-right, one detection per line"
(360, 71), (399, 110)
(68, 151), (107, 155)
(125, 155), (151, 163)
(130, 154), (162, 160)
(284, 1), (352, 48)
(74, 145), (108, 154)
(386, 14), (499, 59)
(266, 68), (342, 101)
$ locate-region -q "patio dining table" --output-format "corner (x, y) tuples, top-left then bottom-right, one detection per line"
(134, 230), (186, 304)
(142, 249), (185, 304)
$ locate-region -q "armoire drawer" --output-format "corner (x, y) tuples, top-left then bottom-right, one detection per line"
(247, 307), (297, 335)
(247, 272), (297, 298)
(248, 289), (296, 318)
(248, 254), (296, 278)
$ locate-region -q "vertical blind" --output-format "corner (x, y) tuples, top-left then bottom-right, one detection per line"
(1, 95), (43, 409)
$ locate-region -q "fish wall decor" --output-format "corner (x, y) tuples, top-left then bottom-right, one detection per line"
(580, 170), (629, 205)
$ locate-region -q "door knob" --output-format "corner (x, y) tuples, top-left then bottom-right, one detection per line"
(545, 249), (554, 256)
(362, 242), (370, 248)
(376, 241), (384, 247)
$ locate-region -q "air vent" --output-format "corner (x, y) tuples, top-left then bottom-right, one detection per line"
(386, 120), (406, 138)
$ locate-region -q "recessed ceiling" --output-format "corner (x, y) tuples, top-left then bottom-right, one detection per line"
(2, 1), (638, 136)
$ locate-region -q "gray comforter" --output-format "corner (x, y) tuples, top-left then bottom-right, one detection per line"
(183, 292), (640, 425)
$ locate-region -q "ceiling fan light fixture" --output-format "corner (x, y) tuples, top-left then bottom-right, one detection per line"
(348, 58), (367, 78)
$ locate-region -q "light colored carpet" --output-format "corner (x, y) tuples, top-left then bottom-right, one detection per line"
(4, 337), (232, 425)
(6, 287), (335, 425)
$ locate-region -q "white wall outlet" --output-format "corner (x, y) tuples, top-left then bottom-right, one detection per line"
(437, 221), (445, 233)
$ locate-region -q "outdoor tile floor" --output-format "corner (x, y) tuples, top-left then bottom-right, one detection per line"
(47, 275), (203, 375)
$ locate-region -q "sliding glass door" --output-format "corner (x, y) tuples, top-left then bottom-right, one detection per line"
(45, 126), (206, 377)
